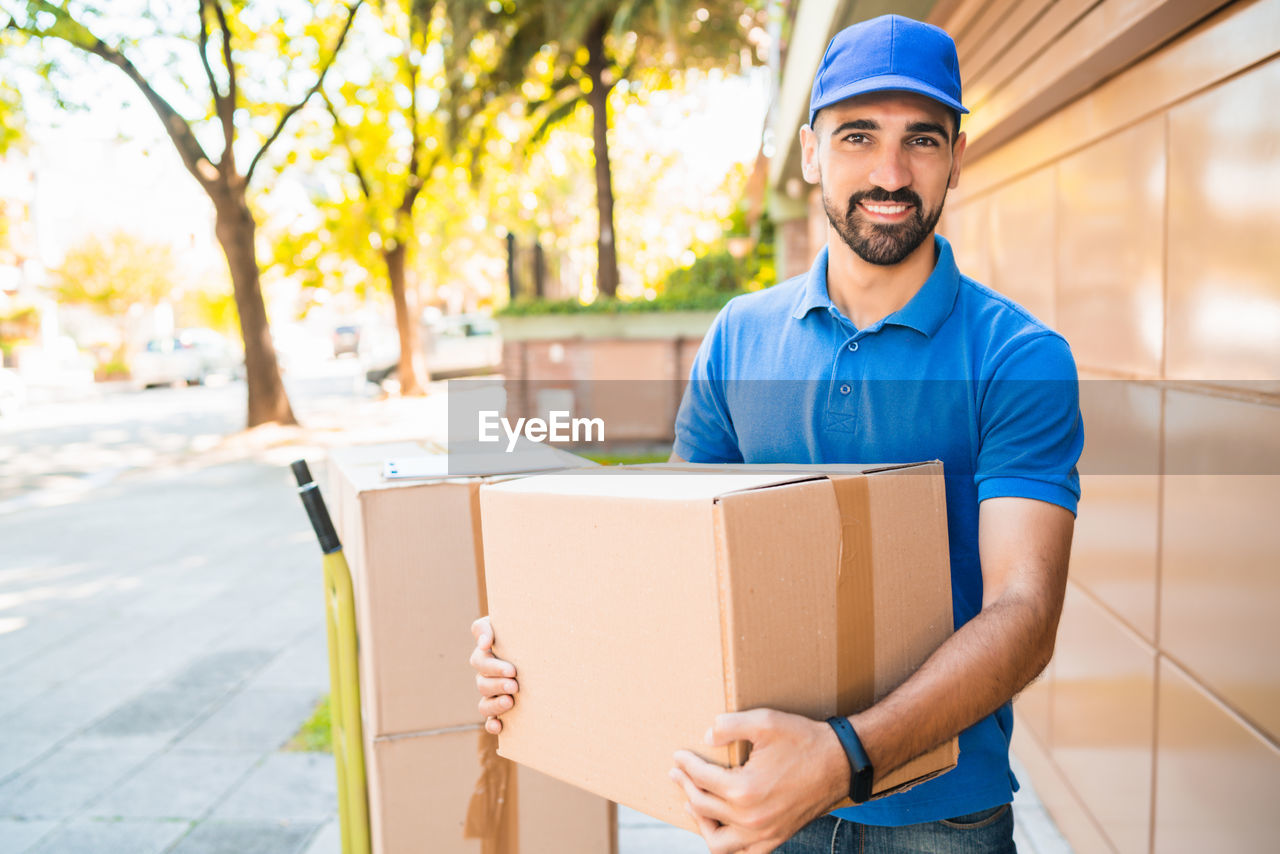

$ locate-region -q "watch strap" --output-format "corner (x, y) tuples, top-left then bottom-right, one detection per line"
(826, 716), (874, 804)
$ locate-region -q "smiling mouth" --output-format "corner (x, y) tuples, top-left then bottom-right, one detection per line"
(858, 202), (913, 216)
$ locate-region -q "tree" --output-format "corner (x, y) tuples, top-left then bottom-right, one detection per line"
(4, 0), (363, 426)
(448, 0), (768, 298)
(314, 0), (469, 395)
(51, 230), (179, 315)
(269, 0), (527, 393)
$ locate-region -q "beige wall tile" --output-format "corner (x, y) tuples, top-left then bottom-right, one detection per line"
(941, 195), (993, 286)
(1072, 380), (1161, 639)
(1055, 117), (1165, 376)
(1161, 391), (1280, 741)
(1153, 658), (1280, 853)
(1051, 587), (1156, 853)
(1015, 654), (1053, 747)
(1167, 59), (1280, 388)
(990, 168), (1057, 327)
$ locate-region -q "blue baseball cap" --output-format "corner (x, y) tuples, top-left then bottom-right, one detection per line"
(809, 15), (968, 129)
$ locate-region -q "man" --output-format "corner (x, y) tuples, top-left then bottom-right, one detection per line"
(471, 14), (1082, 853)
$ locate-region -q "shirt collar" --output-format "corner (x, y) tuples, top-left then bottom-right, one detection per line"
(789, 235), (961, 338)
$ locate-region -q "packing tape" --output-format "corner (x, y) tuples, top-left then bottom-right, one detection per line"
(464, 730), (519, 854)
(829, 477), (876, 717)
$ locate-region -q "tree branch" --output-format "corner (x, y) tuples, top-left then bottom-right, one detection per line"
(13, 2), (218, 191)
(244, 0), (362, 186)
(401, 21), (422, 215)
(196, 0), (225, 112)
(210, 0), (237, 171)
(321, 91), (372, 202)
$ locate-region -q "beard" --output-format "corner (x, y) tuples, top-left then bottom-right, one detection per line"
(824, 185), (946, 266)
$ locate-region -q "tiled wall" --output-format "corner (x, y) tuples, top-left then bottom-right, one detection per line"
(935, 1), (1280, 850)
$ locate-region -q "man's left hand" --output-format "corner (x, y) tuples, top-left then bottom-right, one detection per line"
(670, 709), (849, 854)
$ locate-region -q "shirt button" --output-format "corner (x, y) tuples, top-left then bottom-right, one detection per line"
(839, 384), (851, 395)
(848, 341), (859, 352)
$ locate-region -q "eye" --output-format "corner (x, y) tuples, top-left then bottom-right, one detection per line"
(842, 133), (868, 144)
(910, 136), (941, 147)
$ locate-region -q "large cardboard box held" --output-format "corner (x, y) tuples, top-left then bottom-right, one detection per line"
(368, 726), (616, 854)
(480, 463), (958, 831)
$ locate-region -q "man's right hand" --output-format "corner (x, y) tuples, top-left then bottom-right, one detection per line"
(470, 615), (519, 734)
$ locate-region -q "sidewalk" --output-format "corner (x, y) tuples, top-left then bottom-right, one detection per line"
(0, 385), (1071, 852)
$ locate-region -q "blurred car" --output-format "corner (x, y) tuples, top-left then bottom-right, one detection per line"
(365, 313), (502, 386)
(0, 367), (26, 416)
(333, 324), (361, 358)
(133, 328), (241, 388)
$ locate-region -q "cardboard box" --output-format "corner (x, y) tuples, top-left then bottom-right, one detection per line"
(480, 463), (958, 830)
(368, 726), (616, 854)
(326, 441), (594, 738)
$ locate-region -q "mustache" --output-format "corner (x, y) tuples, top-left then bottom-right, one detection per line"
(847, 188), (923, 215)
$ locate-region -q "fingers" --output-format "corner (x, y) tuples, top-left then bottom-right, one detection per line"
(479, 693), (515, 718)
(475, 675), (519, 697)
(673, 749), (735, 797)
(470, 615), (493, 647)
(470, 616), (518, 728)
(708, 709), (773, 747)
(669, 766), (734, 827)
(469, 643), (516, 678)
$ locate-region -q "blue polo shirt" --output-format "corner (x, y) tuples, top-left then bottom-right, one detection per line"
(674, 235), (1083, 825)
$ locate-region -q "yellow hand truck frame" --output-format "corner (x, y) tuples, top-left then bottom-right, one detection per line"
(292, 459), (371, 854)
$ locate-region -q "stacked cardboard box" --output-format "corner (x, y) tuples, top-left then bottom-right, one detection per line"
(326, 442), (615, 853)
(480, 462), (958, 831)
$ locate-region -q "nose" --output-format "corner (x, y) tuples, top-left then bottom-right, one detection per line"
(868, 145), (911, 193)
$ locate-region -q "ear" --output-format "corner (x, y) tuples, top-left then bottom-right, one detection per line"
(800, 124), (821, 185)
(948, 131), (968, 189)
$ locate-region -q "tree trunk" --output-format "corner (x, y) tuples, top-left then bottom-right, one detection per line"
(583, 15), (620, 299)
(210, 183), (297, 427)
(384, 241), (427, 395)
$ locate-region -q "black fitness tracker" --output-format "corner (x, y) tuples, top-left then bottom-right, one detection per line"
(826, 715), (874, 804)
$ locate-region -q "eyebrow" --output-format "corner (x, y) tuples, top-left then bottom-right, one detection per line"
(828, 118), (950, 138)
(906, 121), (949, 138)
(829, 119), (878, 138)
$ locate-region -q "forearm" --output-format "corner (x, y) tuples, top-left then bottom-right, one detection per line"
(847, 588), (1059, 781)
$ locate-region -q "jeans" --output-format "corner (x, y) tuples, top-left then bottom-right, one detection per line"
(773, 803), (1015, 854)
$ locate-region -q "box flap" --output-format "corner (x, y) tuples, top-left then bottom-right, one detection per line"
(480, 469), (814, 501)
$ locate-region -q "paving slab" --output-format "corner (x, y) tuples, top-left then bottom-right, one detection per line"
(0, 676), (152, 747)
(83, 750), (263, 820)
(176, 686), (325, 753)
(23, 817), (190, 854)
(0, 742), (159, 819)
(0, 729), (64, 786)
(211, 753), (337, 823)
(0, 818), (57, 854)
(300, 819), (339, 854)
(245, 634), (329, 693)
(167, 818), (320, 854)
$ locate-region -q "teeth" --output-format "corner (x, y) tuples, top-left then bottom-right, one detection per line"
(863, 203), (908, 214)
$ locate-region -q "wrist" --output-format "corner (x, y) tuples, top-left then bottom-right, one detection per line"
(817, 718), (853, 806)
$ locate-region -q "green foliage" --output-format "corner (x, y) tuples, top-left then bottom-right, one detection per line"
(0, 305), (39, 354)
(581, 450), (670, 465)
(51, 231), (180, 315)
(285, 695), (333, 753)
(0, 82), (24, 156)
(498, 208), (777, 317)
(181, 287), (240, 337)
